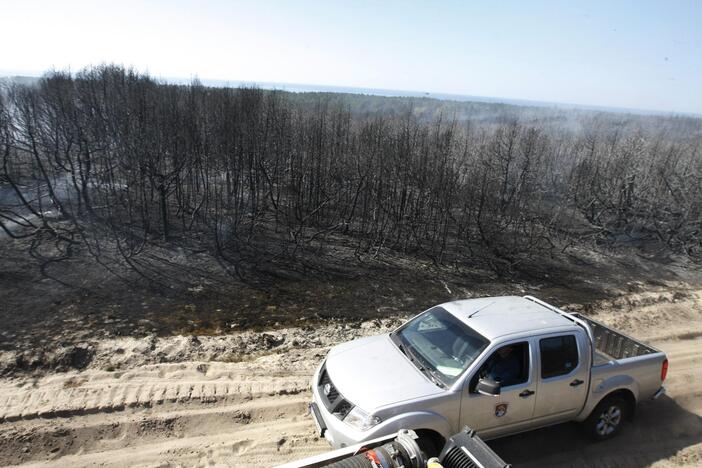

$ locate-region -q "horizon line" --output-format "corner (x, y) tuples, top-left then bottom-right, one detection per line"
(2, 67), (701, 119)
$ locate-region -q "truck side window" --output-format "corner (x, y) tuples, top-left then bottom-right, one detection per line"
(474, 342), (529, 388)
(540, 335), (579, 378)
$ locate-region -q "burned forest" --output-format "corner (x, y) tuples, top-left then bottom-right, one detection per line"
(2, 66), (701, 291)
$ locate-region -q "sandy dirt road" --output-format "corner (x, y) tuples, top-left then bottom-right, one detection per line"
(1, 289), (701, 467)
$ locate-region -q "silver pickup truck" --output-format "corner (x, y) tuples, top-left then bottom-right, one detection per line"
(309, 296), (668, 454)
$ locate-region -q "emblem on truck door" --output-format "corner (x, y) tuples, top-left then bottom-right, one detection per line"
(495, 403), (508, 417)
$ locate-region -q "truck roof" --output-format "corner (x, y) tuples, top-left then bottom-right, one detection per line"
(440, 296), (576, 341)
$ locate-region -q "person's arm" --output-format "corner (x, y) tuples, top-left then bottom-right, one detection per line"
(485, 359), (503, 382)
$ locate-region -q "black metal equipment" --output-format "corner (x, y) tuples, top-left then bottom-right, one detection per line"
(322, 429), (427, 468)
(275, 427), (510, 468)
(439, 427), (511, 468)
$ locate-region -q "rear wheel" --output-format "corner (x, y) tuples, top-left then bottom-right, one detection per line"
(584, 396), (628, 441)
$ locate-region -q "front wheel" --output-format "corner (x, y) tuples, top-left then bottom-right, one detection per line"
(584, 396), (628, 441)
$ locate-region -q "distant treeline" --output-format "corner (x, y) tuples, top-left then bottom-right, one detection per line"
(1, 66), (701, 281)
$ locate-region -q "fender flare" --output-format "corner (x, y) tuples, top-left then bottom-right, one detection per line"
(576, 375), (639, 422)
(375, 410), (453, 440)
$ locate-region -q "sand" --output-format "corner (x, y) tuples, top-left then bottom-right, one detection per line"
(1, 288), (701, 467)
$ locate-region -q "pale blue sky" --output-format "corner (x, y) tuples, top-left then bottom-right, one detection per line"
(1, 0), (700, 114)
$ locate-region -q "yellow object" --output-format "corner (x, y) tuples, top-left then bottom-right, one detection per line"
(427, 457), (443, 468)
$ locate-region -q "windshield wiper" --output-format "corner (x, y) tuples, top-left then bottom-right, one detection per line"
(424, 367), (447, 388)
(397, 341), (422, 368)
(398, 340), (446, 389)
(414, 359), (446, 388)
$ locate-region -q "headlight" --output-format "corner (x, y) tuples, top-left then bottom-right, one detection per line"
(343, 406), (381, 431)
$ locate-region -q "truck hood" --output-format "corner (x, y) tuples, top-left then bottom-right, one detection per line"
(325, 334), (443, 411)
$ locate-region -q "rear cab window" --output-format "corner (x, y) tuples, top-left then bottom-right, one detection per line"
(540, 335), (579, 378)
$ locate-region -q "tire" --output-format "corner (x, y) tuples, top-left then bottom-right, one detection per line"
(584, 396), (629, 441)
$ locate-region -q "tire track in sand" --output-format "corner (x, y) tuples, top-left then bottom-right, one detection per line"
(2, 289), (702, 467)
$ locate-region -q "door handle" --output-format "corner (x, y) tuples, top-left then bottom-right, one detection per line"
(570, 379), (584, 387)
(519, 390), (535, 398)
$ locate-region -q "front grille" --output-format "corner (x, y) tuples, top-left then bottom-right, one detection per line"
(334, 399), (353, 418)
(318, 364), (354, 419)
(319, 369), (340, 402)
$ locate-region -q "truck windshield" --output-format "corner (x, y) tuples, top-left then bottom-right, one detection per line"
(391, 307), (489, 386)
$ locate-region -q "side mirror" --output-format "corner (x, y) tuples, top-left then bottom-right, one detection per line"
(476, 378), (501, 396)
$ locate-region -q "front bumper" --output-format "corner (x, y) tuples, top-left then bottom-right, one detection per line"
(309, 362), (390, 449)
(309, 402), (327, 437)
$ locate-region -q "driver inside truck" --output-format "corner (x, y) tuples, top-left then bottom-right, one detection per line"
(484, 345), (522, 387)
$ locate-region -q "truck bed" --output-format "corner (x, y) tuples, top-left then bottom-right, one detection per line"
(572, 313), (658, 364)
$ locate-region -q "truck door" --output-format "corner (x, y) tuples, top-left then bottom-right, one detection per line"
(460, 340), (538, 439)
(532, 332), (589, 425)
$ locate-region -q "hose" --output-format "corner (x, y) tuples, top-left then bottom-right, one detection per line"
(324, 430), (427, 468)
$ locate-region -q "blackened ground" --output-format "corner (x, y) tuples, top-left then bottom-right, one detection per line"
(1, 232), (699, 356)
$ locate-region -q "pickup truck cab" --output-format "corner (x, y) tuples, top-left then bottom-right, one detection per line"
(310, 296), (668, 452)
